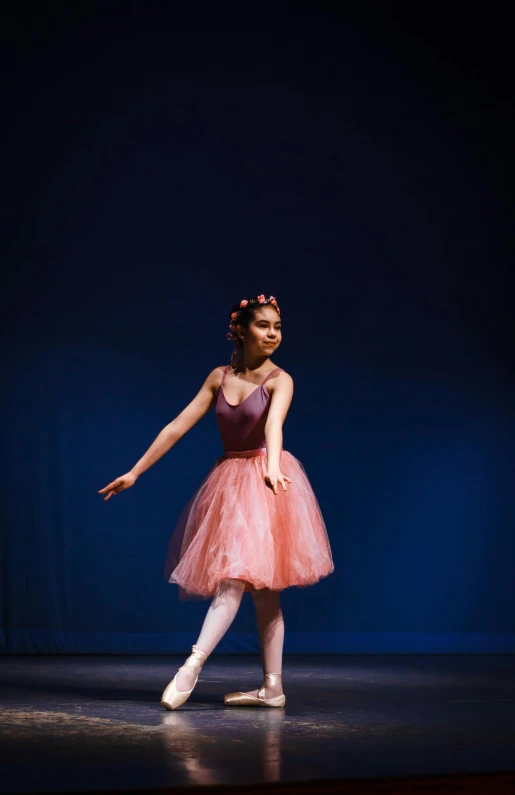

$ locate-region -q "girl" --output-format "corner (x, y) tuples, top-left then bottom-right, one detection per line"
(99, 294), (334, 710)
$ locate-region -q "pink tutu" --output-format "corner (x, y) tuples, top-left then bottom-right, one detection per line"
(164, 448), (334, 601)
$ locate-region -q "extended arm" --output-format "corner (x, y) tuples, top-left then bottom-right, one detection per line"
(98, 366), (224, 500)
(131, 367), (222, 478)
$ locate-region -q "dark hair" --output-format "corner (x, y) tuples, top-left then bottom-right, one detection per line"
(228, 295), (281, 349)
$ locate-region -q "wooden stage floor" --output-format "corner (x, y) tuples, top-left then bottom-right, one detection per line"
(1, 654), (514, 794)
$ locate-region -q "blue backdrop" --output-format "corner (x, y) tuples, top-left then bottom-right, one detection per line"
(2, 1), (514, 654)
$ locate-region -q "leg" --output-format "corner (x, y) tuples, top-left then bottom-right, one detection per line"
(245, 586), (285, 698)
(176, 578), (247, 691)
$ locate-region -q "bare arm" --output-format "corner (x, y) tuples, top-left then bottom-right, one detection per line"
(131, 366), (223, 477)
(264, 371), (294, 494)
(98, 366), (224, 500)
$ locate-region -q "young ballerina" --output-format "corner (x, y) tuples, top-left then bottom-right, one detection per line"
(98, 294), (334, 710)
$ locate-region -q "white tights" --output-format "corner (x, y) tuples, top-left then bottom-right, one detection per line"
(175, 578), (285, 696)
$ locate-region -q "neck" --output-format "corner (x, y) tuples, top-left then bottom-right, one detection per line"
(235, 349), (270, 373)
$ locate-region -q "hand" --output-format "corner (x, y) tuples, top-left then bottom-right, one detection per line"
(264, 469), (291, 495)
(98, 471), (138, 501)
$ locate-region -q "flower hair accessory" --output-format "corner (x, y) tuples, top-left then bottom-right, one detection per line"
(226, 294), (280, 342)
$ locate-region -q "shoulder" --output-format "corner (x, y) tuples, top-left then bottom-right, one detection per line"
(267, 367), (294, 393)
(204, 365), (228, 390)
(212, 364), (229, 379)
(270, 365), (293, 381)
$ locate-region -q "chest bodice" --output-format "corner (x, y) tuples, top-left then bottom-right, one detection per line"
(215, 367), (282, 452)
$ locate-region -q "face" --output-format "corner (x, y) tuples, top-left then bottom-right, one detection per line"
(240, 305), (282, 354)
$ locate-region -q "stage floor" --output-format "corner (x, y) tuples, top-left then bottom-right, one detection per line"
(1, 654), (514, 793)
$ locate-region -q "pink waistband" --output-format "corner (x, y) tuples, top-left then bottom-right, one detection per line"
(222, 447), (267, 458)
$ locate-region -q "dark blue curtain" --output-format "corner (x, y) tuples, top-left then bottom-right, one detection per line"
(2, 1), (514, 654)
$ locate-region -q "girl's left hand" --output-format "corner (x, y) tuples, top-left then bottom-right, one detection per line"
(265, 470), (292, 495)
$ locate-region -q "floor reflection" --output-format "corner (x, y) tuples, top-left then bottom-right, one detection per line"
(161, 708), (285, 786)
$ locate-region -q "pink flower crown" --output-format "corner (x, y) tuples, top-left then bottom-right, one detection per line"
(226, 294), (280, 341)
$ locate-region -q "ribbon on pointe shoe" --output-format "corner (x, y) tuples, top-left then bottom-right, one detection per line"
(257, 672), (282, 699)
(182, 644), (208, 674)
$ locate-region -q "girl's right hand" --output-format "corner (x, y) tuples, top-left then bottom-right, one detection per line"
(98, 471), (138, 501)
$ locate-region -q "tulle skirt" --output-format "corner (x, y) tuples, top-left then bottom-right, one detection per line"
(164, 447), (334, 600)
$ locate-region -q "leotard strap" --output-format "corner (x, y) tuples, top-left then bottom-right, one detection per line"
(221, 364), (231, 387)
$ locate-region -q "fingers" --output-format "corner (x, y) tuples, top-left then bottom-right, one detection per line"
(98, 479), (123, 499)
(266, 475), (291, 495)
(265, 477), (278, 494)
(98, 480), (119, 494)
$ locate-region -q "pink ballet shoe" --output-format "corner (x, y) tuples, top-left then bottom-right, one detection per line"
(224, 672), (286, 707)
(161, 644), (208, 710)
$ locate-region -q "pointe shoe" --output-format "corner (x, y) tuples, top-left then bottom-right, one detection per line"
(161, 644), (208, 710)
(224, 672), (286, 707)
